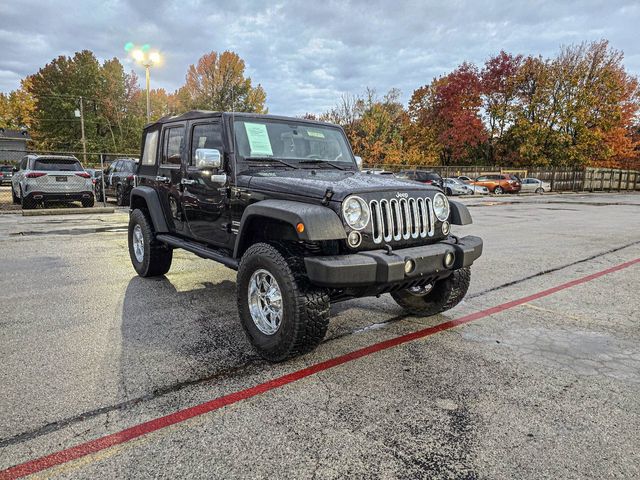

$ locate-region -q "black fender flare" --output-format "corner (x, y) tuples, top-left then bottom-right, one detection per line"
(129, 186), (169, 233)
(449, 200), (472, 225)
(233, 200), (346, 258)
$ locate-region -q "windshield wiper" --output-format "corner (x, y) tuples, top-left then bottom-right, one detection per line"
(245, 157), (298, 169)
(297, 159), (346, 170)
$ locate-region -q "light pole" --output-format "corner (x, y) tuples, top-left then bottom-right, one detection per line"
(131, 48), (161, 123)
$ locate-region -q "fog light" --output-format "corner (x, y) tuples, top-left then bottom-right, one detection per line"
(404, 259), (415, 274)
(441, 221), (450, 236)
(347, 231), (362, 248)
(444, 252), (455, 268)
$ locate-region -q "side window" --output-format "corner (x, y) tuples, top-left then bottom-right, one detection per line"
(162, 126), (185, 166)
(476, 176), (487, 181)
(141, 130), (159, 166)
(190, 123), (223, 166)
(21, 157), (28, 170)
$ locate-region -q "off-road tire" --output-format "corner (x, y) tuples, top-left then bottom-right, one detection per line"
(391, 267), (471, 316)
(116, 186), (128, 206)
(493, 186), (504, 194)
(82, 196), (95, 208)
(20, 189), (35, 210)
(237, 243), (330, 362)
(128, 208), (173, 277)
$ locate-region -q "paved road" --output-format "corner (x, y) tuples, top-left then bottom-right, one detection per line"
(1, 193), (639, 479)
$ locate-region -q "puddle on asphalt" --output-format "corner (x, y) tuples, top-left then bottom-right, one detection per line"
(462, 327), (640, 383)
(10, 226), (127, 236)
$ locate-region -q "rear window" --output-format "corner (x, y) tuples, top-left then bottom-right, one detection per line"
(423, 172), (442, 181)
(33, 158), (82, 171)
(0, 166), (12, 172)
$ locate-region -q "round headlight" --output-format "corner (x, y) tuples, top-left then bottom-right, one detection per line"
(342, 195), (370, 230)
(433, 192), (450, 222)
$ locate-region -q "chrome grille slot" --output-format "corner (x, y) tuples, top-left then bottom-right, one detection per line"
(370, 195), (435, 244)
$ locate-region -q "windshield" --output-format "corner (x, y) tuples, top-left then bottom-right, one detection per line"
(33, 158), (82, 171)
(233, 119), (355, 168)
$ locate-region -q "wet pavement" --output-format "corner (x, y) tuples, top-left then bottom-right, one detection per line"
(0, 192), (639, 479)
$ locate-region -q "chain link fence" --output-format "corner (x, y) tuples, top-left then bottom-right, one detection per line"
(0, 149), (138, 211)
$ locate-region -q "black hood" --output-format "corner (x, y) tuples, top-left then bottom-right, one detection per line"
(245, 169), (437, 201)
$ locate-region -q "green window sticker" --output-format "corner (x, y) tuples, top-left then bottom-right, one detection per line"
(307, 128), (325, 139)
(244, 122), (273, 156)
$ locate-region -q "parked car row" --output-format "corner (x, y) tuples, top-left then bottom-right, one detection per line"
(5, 155), (142, 209)
(393, 170), (551, 196)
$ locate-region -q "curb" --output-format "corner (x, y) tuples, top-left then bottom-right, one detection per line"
(21, 207), (116, 216)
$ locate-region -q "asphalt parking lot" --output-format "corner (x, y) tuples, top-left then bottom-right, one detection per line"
(1, 192), (639, 479)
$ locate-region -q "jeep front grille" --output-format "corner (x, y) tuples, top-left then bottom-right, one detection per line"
(369, 197), (435, 244)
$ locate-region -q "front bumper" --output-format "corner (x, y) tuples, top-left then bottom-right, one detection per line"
(304, 235), (483, 287)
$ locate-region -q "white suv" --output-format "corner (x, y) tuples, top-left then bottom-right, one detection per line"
(11, 155), (94, 209)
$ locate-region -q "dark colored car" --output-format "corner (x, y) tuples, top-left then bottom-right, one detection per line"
(0, 164), (13, 185)
(127, 111), (483, 361)
(396, 170), (444, 189)
(102, 158), (138, 205)
(84, 168), (103, 200)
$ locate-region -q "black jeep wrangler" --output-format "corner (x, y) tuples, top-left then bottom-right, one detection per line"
(128, 111), (483, 361)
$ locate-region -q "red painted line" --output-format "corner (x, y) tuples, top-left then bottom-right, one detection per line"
(2, 257), (638, 479)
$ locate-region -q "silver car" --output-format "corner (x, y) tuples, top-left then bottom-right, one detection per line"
(443, 177), (473, 196)
(11, 155), (94, 209)
(455, 177), (490, 195)
(521, 177), (551, 193)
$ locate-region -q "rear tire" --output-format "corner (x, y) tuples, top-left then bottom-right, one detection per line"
(12, 186), (20, 204)
(82, 196), (95, 208)
(20, 188), (35, 210)
(128, 208), (173, 277)
(391, 267), (471, 316)
(116, 186), (126, 206)
(237, 243), (330, 362)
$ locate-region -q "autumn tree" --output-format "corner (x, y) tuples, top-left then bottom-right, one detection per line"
(0, 79), (35, 130)
(506, 41), (640, 167)
(177, 51), (267, 113)
(480, 51), (523, 164)
(408, 63), (487, 165)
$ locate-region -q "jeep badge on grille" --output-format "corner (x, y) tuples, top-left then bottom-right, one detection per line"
(396, 192), (409, 198)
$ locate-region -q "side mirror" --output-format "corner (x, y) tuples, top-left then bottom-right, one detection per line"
(354, 156), (363, 171)
(13, 166), (18, 173)
(195, 148), (221, 170)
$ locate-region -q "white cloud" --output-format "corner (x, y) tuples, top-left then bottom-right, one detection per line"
(0, 0), (638, 115)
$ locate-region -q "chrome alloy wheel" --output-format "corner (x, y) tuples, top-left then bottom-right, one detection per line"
(132, 224), (144, 263)
(248, 269), (283, 335)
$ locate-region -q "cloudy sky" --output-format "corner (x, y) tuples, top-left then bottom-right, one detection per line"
(0, 0), (638, 115)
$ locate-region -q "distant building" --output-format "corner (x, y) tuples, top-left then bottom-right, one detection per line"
(0, 128), (31, 164)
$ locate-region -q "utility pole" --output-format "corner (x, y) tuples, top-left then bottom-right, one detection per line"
(79, 96), (87, 164)
(145, 65), (151, 123)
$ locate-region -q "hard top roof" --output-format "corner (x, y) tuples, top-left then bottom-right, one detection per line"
(145, 111), (338, 129)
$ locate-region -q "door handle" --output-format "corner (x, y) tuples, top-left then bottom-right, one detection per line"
(180, 178), (196, 185)
(155, 176), (170, 183)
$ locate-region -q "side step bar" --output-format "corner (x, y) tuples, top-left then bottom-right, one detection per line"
(156, 234), (238, 270)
